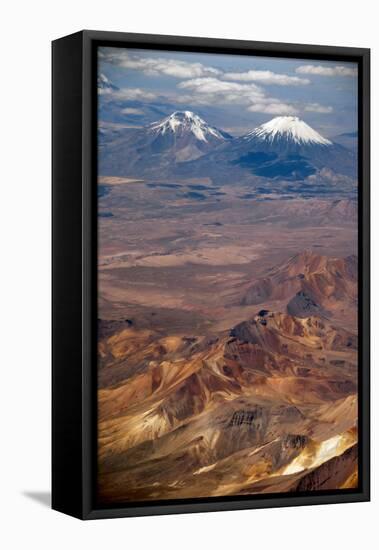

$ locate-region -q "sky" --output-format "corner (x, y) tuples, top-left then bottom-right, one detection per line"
(98, 46), (358, 137)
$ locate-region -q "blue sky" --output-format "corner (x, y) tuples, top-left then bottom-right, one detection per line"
(98, 47), (358, 137)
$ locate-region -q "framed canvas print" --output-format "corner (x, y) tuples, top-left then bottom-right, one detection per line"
(52, 30), (370, 519)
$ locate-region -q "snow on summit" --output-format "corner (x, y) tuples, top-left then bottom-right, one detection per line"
(97, 73), (119, 93)
(149, 111), (227, 143)
(245, 116), (332, 146)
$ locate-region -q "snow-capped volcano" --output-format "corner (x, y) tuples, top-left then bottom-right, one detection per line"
(244, 116), (332, 146)
(222, 115), (355, 180)
(174, 114), (356, 182)
(99, 111), (356, 182)
(149, 111), (230, 143)
(99, 111), (231, 177)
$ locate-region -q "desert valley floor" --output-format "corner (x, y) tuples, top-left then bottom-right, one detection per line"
(97, 175), (358, 504)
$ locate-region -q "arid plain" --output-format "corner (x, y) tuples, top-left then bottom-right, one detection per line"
(97, 175), (358, 504)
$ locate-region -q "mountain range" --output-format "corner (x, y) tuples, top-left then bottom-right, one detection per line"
(238, 250), (357, 320)
(97, 251), (357, 503)
(99, 111), (357, 184)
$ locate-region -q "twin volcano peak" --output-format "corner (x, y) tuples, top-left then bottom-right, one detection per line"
(148, 111), (331, 147)
(244, 115), (332, 146)
(148, 111), (228, 143)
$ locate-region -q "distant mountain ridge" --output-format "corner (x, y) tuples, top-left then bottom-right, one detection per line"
(99, 111), (357, 184)
(238, 250), (357, 322)
(332, 130), (358, 152)
(179, 116), (356, 181)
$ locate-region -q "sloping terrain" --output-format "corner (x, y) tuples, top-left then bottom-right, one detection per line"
(99, 111), (231, 177)
(97, 173), (359, 504)
(99, 113), (356, 186)
(175, 116), (356, 183)
(96, 55), (359, 506)
(238, 251), (357, 327)
(98, 305), (358, 503)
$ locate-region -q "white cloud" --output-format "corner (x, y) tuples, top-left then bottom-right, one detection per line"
(98, 50), (342, 118)
(223, 70), (310, 86)
(296, 64), (357, 77)
(177, 77), (298, 115)
(112, 88), (157, 101)
(99, 47), (221, 79)
(99, 47), (315, 86)
(121, 107), (144, 115)
(178, 77), (265, 103)
(248, 102), (298, 115)
(305, 103), (333, 114)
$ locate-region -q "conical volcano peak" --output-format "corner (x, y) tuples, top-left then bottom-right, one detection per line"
(149, 111), (228, 142)
(161, 111), (201, 124)
(172, 110), (198, 119)
(245, 116), (332, 146)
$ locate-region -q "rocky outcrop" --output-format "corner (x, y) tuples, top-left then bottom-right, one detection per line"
(239, 251), (358, 320)
(295, 443), (358, 491)
(287, 290), (324, 317)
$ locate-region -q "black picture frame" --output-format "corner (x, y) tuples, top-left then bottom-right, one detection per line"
(52, 30), (370, 520)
